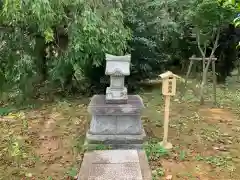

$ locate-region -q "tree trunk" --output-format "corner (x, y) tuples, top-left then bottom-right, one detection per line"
(197, 28), (220, 105)
(34, 36), (48, 82)
(199, 57), (211, 105)
(237, 58), (240, 81)
(212, 60), (217, 104)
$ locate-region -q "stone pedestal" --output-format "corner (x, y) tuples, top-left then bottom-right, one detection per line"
(106, 86), (128, 104)
(85, 95), (146, 149)
(78, 150), (152, 180)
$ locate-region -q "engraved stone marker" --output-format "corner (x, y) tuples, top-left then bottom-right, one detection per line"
(78, 150), (152, 180)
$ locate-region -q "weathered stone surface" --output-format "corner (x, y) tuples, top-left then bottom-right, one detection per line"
(88, 115), (142, 135)
(138, 151), (152, 180)
(86, 95), (146, 148)
(106, 86), (128, 104)
(105, 54), (131, 76)
(91, 150), (139, 163)
(105, 54), (131, 103)
(88, 95), (144, 115)
(88, 163), (142, 180)
(84, 142), (144, 150)
(78, 150), (152, 180)
(116, 116), (142, 134)
(86, 130), (146, 145)
(89, 116), (117, 135)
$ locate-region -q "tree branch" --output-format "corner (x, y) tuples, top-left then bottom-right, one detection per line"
(196, 28), (205, 57)
(210, 28), (220, 58)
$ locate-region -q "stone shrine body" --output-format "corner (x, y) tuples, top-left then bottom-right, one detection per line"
(85, 53), (146, 149)
(105, 54), (130, 103)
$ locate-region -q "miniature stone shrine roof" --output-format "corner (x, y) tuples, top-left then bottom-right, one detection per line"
(105, 54), (131, 76)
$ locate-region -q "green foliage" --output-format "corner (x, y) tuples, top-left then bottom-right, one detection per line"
(144, 141), (169, 160)
(94, 144), (112, 150)
(230, 0), (240, 47)
(190, 0), (234, 28)
(179, 150), (187, 161)
(66, 167), (78, 178)
(0, 107), (12, 116)
(0, 0), (238, 99)
(124, 0), (191, 80)
(0, 0), (130, 98)
(152, 167), (165, 179)
(196, 154), (233, 167)
(186, 0), (235, 48)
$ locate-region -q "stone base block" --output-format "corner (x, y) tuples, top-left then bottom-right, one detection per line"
(85, 130), (146, 150)
(84, 142), (144, 150)
(88, 95), (144, 115)
(86, 130), (146, 144)
(106, 87), (128, 104)
(78, 150), (152, 180)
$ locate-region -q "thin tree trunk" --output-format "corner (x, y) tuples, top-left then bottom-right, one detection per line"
(34, 36), (48, 82)
(212, 60), (217, 104)
(185, 59), (194, 87)
(197, 30), (206, 105)
(180, 59), (194, 100)
(237, 58), (240, 81)
(198, 28), (220, 105)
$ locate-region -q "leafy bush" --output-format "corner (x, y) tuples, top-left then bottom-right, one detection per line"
(0, 0), (238, 101)
(0, 0), (130, 98)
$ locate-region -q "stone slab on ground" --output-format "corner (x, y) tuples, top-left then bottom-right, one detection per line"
(78, 150), (152, 180)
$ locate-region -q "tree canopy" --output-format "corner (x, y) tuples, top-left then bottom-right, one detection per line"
(0, 0), (130, 96)
(0, 0), (238, 101)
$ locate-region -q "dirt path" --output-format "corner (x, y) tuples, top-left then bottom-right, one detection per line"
(1, 84), (240, 179)
(25, 102), (88, 179)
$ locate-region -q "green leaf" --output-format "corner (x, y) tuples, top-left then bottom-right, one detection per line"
(44, 28), (54, 43)
(234, 21), (240, 27)
(236, 41), (240, 49)
(0, 107), (13, 116)
(233, 16), (240, 23)
(67, 167), (78, 177)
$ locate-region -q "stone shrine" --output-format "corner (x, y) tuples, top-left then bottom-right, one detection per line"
(105, 53), (130, 104)
(85, 53), (146, 149)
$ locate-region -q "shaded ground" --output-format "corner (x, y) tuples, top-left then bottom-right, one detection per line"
(0, 76), (240, 179)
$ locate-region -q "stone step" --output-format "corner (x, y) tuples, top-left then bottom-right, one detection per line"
(84, 143), (143, 150)
(78, 150), (152, 180)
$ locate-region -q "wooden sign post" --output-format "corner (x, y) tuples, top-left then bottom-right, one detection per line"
(159, 71), (178, 150)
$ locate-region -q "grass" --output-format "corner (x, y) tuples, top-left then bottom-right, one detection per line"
(0, 75), (240, 179)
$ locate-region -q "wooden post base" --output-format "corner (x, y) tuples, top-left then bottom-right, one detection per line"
(159, 141), (173, 150)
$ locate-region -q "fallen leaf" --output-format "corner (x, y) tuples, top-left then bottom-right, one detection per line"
(213, 145), (227, 151)
(174, 99), (180, 102)
(166, 175), (173, 180)
(25, 173), (33, 177)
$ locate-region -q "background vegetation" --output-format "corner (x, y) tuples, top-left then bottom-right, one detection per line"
(1, 0), (240, 179)
(0, 0), (239, 100)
